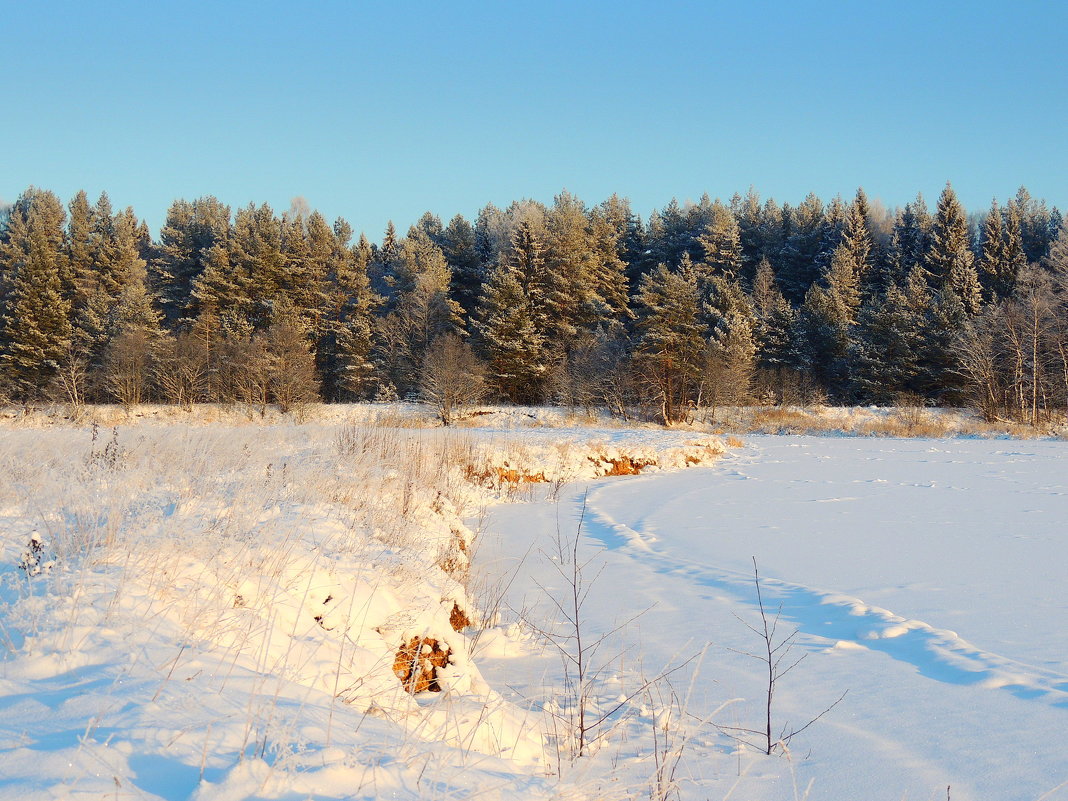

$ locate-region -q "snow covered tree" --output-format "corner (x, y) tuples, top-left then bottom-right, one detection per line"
(1000, 200), (1027, 294)
(926, 184), (983, 314)
(1014, 186), (1055, 264)
(0, 189), (72, 398)
(696, 199), (742, 280)
(977, 199), (1007, 300)
(316, 223), (379, 400)
(841, 188), (874, 291)
(882, 194), (932, 291)
(475, 262), (548, 404)
(852, 268), (931, 402)
(801, 245), (861, 398)
(375, 229), (464, 396)
(420, 333), (487, 425)
(779, 193), (825, 304)
(264, 309), (320, 413)
(151, 196), (230, 325)
(750, 259), (805, 401)
(633, 264), (705, 424)
(701, 274), (756, 407)
(586, 203), (630, 328)
(441, 214), (482, 327)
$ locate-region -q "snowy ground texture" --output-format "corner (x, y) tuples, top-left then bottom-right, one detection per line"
(0, 405), (1066, 800)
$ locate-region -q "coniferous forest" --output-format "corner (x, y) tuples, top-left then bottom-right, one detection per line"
(1, 184), (1065, 424)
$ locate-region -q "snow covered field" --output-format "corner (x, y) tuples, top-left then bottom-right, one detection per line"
(0, 411), (1066, 800)
(480, 435), (1068, 800)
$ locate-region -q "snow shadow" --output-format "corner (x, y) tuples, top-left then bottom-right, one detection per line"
(578, 484), (1068, 710)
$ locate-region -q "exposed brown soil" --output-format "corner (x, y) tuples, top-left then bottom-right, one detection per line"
(393, 636), (452, 693)
(592, 455), (656, 476)
(449, 602), (471, 632)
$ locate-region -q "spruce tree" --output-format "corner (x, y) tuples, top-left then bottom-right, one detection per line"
(926, 184), (983, 314)
(779, 193), (825, 304)
(441, 214), (482, 327)
(66, 190), (93, 304)
(882, 194), (932, 291)
(633, 264), (706, 424)
(696, 200), (742, 280)
(841, 188), (874, 290)
(977, 199), (1007, 299)
(586, 204), (630, 328)
(751, 259), (805, 398)
(475, 262), (548, 404)
(1015, 187), (1054, 264)
(801, 246), (861, 398)
(1001, 201), (1027, 294)
(108, 209), (162, 338)
(0, 189), (72, 398)
(732, 187), (764, 279)
(321, 223), (379, 400)
(852, 274), (929, 402)
(152, 196), (230, 325)
(702, 273), (756, 405)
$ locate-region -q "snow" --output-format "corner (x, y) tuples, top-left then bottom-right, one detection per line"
(479, 434), (1068, 799)
(1, 411), (1066, 800)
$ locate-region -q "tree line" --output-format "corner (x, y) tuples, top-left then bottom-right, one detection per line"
(0, 184), (1065, 424)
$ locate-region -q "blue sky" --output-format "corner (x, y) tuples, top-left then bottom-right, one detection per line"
(2, 0), (1065, 238)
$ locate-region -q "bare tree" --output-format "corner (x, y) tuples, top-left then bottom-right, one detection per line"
(420, 333), (486, 425)
(265, 315), (320, 414)
(552, 332), (632, 417)
(103, 329), (155, 406)
(216, 333), (271, 414)
(52, 344), (93, 414)
(721, 558), (846, 755)
(153, 331), (210, 409)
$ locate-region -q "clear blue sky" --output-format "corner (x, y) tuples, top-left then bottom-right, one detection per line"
(3, 0), (1065, 238)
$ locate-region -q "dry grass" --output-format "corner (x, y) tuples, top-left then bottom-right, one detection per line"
(706, 404), (1062, 440)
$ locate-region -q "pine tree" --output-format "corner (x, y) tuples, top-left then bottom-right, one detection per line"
(441, 214), (483, 327)
(702, 274), (756, 405)
(152, 196), (230, 325)
(411, 211), (444, 246)
(475, 262), (548, 404)
(375, 229), (463, 396)
(841, 188), (874, 290)
(926, 184), (983, 314)
(881, 194), (932, 292)
(779, 193), (825, 304)
(1001, 200), (1027, 295)
(801, 245), (861, 398)
(977, 199), (1007, 300)
(0, 188), (72, 398)
(543, 191), (592, 344)
(633, 264), (706, 424)
(696, 200), (742, 281)
(751, 259), (806, 398)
